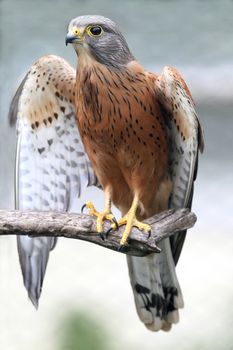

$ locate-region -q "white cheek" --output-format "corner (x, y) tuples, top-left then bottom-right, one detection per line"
(75, 42), (90, 54)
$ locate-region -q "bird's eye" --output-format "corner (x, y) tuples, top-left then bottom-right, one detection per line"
(87, 25), (103, 37)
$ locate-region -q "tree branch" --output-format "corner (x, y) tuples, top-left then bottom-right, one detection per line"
(0, 209), (196, 257)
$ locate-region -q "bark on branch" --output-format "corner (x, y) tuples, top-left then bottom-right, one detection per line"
(0, 209), (196, 257)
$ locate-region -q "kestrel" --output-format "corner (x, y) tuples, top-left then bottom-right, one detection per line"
(9, 15), (204, 331)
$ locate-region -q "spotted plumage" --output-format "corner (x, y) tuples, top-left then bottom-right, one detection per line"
(9, 55), (99, 306)
(9, 15), (204, 329)
(76, 60), (170, 215)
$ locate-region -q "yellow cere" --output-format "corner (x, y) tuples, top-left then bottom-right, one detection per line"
(71, 27), (83, 36)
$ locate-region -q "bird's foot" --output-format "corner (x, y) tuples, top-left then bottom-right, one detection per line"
(82, 201), (116, 233)
(111, 212), (151, 245)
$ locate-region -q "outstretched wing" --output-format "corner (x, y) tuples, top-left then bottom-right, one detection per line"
(156, 66), (204, 264)
(9, 55), (99, 307)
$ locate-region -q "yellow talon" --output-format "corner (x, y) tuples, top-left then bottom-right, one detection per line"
(97, 212), (114, 232)
(85, 201), (99, 216)
(119, 216), (151, 245)
(84, 200), (115, 232)
(111, 193), (151, 245)
(85, 192), (151, 244)
(84, 186), (116, 233)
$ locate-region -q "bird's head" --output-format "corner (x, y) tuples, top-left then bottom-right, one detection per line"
(66, 15), (134, 68)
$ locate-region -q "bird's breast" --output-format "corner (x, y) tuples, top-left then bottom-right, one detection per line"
(75, 62), (169, 174)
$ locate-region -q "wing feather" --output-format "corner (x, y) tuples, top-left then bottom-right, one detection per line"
(9, 55), (99, 306)
(126, 66), (204, 331)
(156, 66), (204, 263)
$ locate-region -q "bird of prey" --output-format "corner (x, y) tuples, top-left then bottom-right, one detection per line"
(9, 15), (204, 331)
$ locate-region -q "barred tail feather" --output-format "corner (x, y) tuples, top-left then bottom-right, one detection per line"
(158, 239), (184, 325)
(127, 238), (183, 332)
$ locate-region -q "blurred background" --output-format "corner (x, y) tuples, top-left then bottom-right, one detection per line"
(0, 0), (233, 349)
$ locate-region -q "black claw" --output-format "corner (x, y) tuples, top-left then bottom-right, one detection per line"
(81, 204), (87, 213)
(100, 232), (106, 241)
(105, 227), (113, 238)
(147, 230), (152, 240)
(117, 245), (124, 252)
(105, 218), (118, 239)
(117, 244), (127, 253)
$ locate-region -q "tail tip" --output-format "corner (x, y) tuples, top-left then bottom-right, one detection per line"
(145, 319), (173, 332)
(28, 291), (40, 309)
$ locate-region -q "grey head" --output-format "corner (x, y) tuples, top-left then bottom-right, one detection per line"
(66, 15), (135, 69)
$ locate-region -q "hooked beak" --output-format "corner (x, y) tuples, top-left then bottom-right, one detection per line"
(65, 31), (83, 46)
